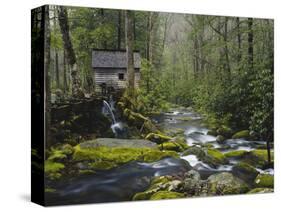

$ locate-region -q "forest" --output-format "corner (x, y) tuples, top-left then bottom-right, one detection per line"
(31, 5), (274, 205)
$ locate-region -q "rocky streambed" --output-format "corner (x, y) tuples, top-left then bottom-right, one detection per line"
(45, 107), (274, 206)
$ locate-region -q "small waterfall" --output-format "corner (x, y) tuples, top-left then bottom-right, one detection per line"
(102, 100), (127, 138)
(103, 100), (116, 124)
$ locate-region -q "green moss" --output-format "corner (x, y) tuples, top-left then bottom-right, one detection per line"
(255, 174), (274, 188)
(173, 137), (189, 150)
(45, 160), (65, 180)
(89, 161), (117, 170)
(150, 176), (171, 186)
(159, 142), (183, 152)
(207, 148), (227, 164)
(224, 150), (248, 158)
(47, 149), (67, 161)
(145, 133), (172, 144)
(73, 145), (178, 166)
(142, 150), (179, 162)
(150, 191), (185, 200)
(232, 130), (250, 139)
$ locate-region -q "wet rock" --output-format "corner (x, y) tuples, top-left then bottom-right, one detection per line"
(207, 172), (249, 195)
(182, 146), (205, 158)
(232, 162), (259, 184)
(183, 170), (203, 196)
(80, 138), (158, 149)
(216, 135), (225, 143)
(184, 170), (201, 181)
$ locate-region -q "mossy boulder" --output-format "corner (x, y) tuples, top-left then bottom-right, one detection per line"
(254, 174), (274, 188)
(182, 146), (205, 158)
(224, 150), (248, 159)
(183, 147), (227, 167)
(247, 188), (274, 194)
(216, 135), (225, 143)
(47, 148), (67, 162)
(45, 160), (65, 180)
(123, 108), (158, 133)
(73, 144), (179, 170)
(232, 130), (250, 139)
(206, 148), (228, 165)
(232, 162), (259, 184)
(150, 191), (185, 200)
(243, 149), (273, 169)
(207, 172), (249, 195)
(145, 133), (172, 144)
(159, 142), (183, 152)
(172, 137), (189, 150)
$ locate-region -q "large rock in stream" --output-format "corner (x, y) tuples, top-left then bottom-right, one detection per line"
(207, 172), (249, 195)
(80, 138), (158, 149)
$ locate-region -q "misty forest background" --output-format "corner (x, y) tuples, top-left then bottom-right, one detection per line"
(32, 6), (273, 152)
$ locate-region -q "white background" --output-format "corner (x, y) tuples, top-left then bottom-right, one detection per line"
(0, 0), (279, 211)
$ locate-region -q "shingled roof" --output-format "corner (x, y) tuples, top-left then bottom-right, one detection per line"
(92, 49), (141, 69)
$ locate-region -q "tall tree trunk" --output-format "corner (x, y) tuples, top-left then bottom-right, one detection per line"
(63, 49), (68, 93)
(44, 5), (51, 147)
(125, 10), (135, 92)
(58, 6), (83, 98)
(54, 7), (60, 89)
(146, 13), (151, 61)
(236, 17), (242, 63)
(148, 12), (154, 63)
(248, 18), (254, 71)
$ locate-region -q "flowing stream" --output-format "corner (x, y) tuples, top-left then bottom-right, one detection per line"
(153, 108), (274, 176)
(46, 107), (273, 205)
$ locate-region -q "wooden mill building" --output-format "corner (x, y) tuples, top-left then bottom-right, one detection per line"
(92, 49), (141, 92)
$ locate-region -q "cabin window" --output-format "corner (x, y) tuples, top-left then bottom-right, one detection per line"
(118, 73), (125, 80)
